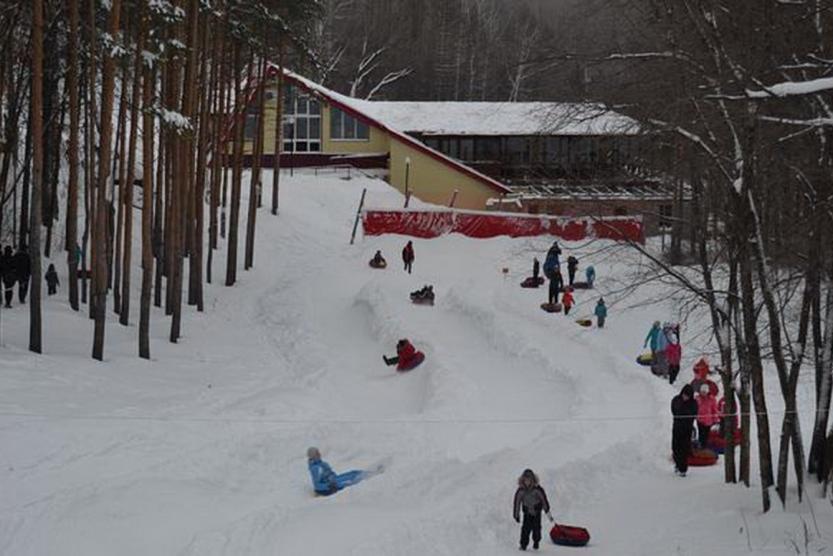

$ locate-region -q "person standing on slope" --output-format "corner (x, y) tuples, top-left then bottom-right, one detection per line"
(585, 265), (596, 288)
(561, 287), (574, 316)
(513, 468), (553, 551)
(695, 383), (720, 448)
(402, 241), (415, 274)
(1, 245), (16, 308)
(307, 447), (380, 496)
(666, 335), (682, 385)
(543, 242), (562, 306)
(566, 255), (579, 286)
(671, 384), (698, 476)
(594, 298), (607, 328)
(45, 264), (60, 296)
(14, 246), (31, 303)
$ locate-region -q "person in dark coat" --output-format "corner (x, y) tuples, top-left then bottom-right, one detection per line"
(14, 246), (31, 303)
(513, 468), (553, 551)
(402, 241), (414, 274)
(45, 264), (60, 295)
(671, 384), (698, 476)
(532, 258), (540, 281)
(1, 245), (16, 308)
(548, 269), (563, 305)
(566, 256), (579, 286)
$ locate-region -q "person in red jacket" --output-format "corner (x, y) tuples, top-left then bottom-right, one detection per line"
(695, 383), (720, 448)
(561, 288), (574, 316)
(383, 339), (425, 371)
(402, 241), (415, 274)
(666, 339), (682, 385)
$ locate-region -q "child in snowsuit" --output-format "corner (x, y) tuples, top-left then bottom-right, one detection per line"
(383, 339), (424, 371)
(666, 337), (682, 385)
(307, 447), (366, 496)
(695, 383), (720, 448)
(585, 266), (596, 288)
(594, 298), (607, 328)
(671, 384), (698, 476)
(45, 264), (60, 295)
(567, 256), (578, 286)
(513, 469), (553, 551)
(402, 241), (414, 274)
(561, 288), (574, 315)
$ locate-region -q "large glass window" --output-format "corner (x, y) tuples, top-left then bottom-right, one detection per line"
(281, 85), (321, 152)
(330, 107), (370, 140)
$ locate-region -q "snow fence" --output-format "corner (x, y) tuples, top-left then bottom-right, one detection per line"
(362, 208), (645, 244)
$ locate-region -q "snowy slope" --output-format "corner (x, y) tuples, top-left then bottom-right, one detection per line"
(0, 169), (830, 556)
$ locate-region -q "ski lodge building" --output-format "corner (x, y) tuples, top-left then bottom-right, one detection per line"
(242, 67), (683, 234)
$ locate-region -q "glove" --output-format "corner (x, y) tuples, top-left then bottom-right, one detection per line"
(514, 516), (520, 524)
(547, 513), (554, 523)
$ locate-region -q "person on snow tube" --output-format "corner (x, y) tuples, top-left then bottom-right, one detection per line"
(410, 285), (435, 303)
(307, 447), (366, 496)
(695, 383), (720, 448)
(513, 468), (553, 551)
(594, 298), (607, 328)
(369, 250), (387, 268)
(585, 265), (596, 288)
(671, 384), (698, 477)
(383, 339), (424, 371)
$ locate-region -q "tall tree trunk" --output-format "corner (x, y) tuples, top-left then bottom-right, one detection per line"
(139, 14), (153, 359)
(66, 0), (81, 312)
(29, 0), (44, 354)
(225, 47), (246, 287)
(244, 56), (265, 271)
(271, 41), (283, 216)
(113, 56), (130, 315)
(92, 0), (122, 361)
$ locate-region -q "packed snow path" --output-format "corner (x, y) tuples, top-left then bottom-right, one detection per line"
(1, 170), (830, 555)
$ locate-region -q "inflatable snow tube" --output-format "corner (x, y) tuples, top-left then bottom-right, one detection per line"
(707, 429), (742, 454)
(576, 319), (593, 327)
(541, 302), (563, 313)
(687, 448), (718, 467)
(571, 281), (593, 290)
(369, 260), (387, 269)
(521, 277), (545, 288)
(550, 524), (591, 547)
(397, 352), (425, 372)
(636, 353), (653, 367)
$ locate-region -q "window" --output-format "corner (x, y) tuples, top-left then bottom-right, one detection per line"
(330, 107), (370, 140)
(281, 84), (321, 152)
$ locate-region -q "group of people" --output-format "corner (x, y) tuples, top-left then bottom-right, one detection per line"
(538, 241), (606, 327)
(644, 321), (682, 383)
(670, 357), (730, 477)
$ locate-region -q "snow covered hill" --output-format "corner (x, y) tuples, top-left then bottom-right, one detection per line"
(1, 169), (830, 555)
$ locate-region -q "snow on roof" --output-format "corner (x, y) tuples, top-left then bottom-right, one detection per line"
(272, 68), (639, 137)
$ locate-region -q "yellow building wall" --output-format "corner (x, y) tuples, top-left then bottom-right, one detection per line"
(388, 138), (499, 210)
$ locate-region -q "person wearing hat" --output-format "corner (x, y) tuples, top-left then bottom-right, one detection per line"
(594, 298), (607, 328)
(512, 468), (553, 551)
(307, 447), (369, 496)
(695, 382), (720, 448)
(671, 384), (698, 476)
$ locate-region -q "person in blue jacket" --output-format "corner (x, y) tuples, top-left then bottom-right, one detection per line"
(585, 266), (596, 288)
(594, 298), (607, 328)
(644, 321), (662, 354)
(307, 447), (367, 496)
(543, 242), (562, 305)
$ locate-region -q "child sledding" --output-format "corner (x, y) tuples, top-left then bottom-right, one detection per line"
(383, 339), (425, 371)
(369, 250), (387, 269)
(410, 285), (435, 305)
(307, 447), (384, 496)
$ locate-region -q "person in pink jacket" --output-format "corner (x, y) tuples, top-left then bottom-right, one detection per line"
(695, 383), (720, 448)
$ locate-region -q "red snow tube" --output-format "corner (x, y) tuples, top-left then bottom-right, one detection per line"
(707, 428), (742, 453)
(397, 351), (425, 372)
(687, 448), (718, 467)
(521, 277), (545, 288)
(550, 523), (591, 547)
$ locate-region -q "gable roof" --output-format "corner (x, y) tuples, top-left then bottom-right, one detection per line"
(266, 66), (512, 194)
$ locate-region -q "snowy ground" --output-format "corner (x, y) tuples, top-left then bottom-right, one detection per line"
(1, 168), (830, 555)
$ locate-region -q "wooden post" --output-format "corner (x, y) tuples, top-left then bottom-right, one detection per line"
(403, 157), (410, 208)
(350, 188), (367, 245)
(448, 189), (459, 208)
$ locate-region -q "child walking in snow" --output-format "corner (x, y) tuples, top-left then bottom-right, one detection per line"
(45, 264), (60, 295)
(513, 469), (553, 551)
(695, 383), (720, 448)
(561, 288), (574, 315)
(402, 241), (414, 274)
(594, 298), (607, 328)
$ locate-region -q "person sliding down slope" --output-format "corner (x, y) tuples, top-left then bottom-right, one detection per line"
(306, 447), (383, 496)
(369, 250), (387, 268)
(513, 469), (553, 551)
(383, 339), (425, 371)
